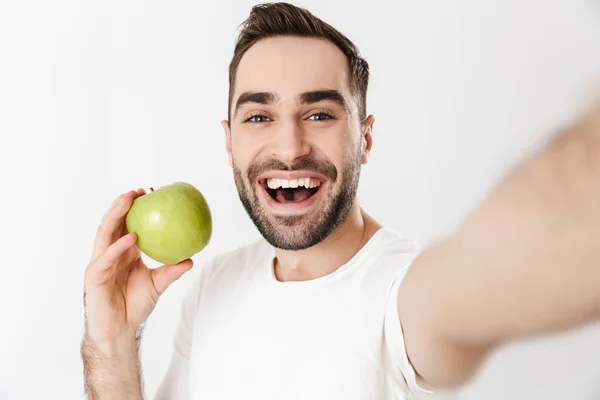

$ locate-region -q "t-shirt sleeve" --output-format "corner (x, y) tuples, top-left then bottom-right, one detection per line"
(382, 261), (436, 398)
(153, 265), (207, 400)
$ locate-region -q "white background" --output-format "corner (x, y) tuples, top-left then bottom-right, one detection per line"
(1, 0), (600, 399)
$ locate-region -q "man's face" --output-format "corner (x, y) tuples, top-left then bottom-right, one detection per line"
(223, 36), (373, 250)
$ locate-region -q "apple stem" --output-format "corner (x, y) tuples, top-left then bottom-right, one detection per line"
(150, 187), (154, 192)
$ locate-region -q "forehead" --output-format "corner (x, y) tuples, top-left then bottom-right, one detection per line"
(233, 36), (351, 103)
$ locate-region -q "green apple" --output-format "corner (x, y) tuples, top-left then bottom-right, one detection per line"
(125, 182), (212, 265)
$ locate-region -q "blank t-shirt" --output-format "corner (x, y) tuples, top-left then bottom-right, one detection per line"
(154, 227), (434, 399)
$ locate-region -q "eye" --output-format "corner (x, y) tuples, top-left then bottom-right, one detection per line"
(307, 112), (334, 121)
(245, 114), (271, 124)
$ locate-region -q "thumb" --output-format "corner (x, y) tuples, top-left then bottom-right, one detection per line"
(151, 259), (194, 295)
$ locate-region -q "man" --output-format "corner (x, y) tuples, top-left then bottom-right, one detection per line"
(81, 2), (600, 399)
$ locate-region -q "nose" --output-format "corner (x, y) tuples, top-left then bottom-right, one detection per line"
(270, 119), (311, 164)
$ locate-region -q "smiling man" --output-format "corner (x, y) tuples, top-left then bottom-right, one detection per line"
(227, 38), (370, 254)
(81, 3), (600, 400)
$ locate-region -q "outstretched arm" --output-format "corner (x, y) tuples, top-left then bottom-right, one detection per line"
(398, 105), (600, 388)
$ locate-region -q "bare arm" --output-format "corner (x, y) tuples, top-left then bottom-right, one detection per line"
(81, 189), (193, 399)
(81, 328), (143, 399)
(399, 105), (600, 388)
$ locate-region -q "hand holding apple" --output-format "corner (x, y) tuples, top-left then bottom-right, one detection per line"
(82, 185), (205, 352)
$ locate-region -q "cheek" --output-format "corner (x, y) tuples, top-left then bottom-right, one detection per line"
(231, 134), (262, 166)
(313, 131), (357, 166)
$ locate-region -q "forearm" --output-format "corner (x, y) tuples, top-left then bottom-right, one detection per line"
(418, 107), (600, 346)
(81, 328), (144, 400)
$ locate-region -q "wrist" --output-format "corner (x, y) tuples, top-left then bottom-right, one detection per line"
(83, 328), (139, 359)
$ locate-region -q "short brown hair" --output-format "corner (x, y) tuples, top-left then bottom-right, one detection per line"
(228, 2), (370, 122)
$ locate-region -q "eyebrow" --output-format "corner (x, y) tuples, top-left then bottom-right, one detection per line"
(234, 91), (277, 119)
(298, 90), (347, 110)
(233, 89), (348, 119)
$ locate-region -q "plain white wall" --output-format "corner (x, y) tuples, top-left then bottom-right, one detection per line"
(1, 0), (599, 399)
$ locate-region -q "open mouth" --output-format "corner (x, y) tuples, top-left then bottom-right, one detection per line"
(259, 177), (323, 204)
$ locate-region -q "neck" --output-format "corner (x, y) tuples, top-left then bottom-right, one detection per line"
(272, 203), (381, 282)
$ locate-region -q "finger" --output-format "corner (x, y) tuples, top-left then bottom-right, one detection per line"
(92, 190), (138, 259)
(86, 232), (138, 284)
(136, 188), (147, 196)
(150, 259), (194, 296)
(106, 191), (134, 216)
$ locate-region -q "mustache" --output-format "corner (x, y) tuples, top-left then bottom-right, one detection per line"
(247, 157), (338, 183)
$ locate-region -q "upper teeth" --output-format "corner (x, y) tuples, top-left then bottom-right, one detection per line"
(266, 178), (321, 189)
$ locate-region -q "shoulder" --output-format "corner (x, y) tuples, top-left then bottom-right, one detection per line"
(377, 227), (422, 256)
(354, 228), (425, 363)
(361, 227), (422, 284)
(354, 228), (423, 328)
(355, 227), (422, 309)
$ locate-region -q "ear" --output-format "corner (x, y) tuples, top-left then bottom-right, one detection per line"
(360, 114), (375, 164)
(221, 119), (233, 167)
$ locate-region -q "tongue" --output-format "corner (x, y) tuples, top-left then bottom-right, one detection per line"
(275, 188), (312, 203)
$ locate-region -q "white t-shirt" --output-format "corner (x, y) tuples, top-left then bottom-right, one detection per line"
(154, 227), (434, 400)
